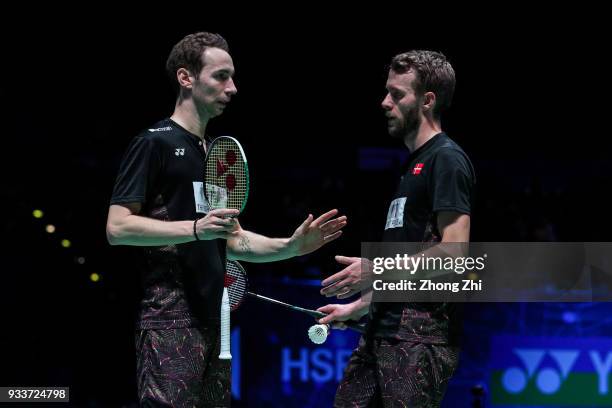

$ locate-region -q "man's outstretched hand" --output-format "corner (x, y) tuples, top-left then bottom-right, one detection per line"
(320, 256), (373, 299)
(288, 209), (347, 256)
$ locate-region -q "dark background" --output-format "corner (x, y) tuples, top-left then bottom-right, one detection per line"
(1, 9), (609, 407)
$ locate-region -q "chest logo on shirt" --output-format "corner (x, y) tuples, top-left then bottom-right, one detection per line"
(148, 126), (172, 132)
(385, 197), (407, 230)
(412, 163), (424, 175)
(175, 148), (185, 156)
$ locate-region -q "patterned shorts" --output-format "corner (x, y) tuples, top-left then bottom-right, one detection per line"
(136, 326), (231, 407)
(334, 336), (459, 408)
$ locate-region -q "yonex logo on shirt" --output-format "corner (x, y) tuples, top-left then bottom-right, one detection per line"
(412, 163), (424, 175)
(175, 148), (185, 156)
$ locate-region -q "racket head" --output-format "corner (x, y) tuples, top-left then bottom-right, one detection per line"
(204, 136), (249, 214)
(225, 260), (249, 311)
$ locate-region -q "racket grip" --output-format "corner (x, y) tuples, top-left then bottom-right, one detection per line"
(340, 320), (366, 334)
(219, 287), (232, 360)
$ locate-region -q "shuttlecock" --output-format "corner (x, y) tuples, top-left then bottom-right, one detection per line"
(308, 324), (330, 344)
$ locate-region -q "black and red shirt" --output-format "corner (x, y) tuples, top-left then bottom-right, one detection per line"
(370, 132), (475, 345)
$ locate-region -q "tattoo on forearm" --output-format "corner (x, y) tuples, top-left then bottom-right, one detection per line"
(239, 236), (251, 252)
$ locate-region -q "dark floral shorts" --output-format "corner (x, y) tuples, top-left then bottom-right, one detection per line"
(136, 326), (231, 407)
(334, 336), (459, 408)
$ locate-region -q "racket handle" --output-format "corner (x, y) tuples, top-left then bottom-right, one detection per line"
(315, 311), (366, 333)
(320, 319), (366, 333)
(219, 287), (232, 360)
(342, 320), (366, 334)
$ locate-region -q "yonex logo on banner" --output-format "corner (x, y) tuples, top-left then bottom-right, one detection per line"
(501, 349), (579, 395)
(490, 336), (612, 406)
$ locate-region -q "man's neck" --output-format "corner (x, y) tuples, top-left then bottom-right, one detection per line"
(170, 98), (209, 140)
(403, 117), (442, 152)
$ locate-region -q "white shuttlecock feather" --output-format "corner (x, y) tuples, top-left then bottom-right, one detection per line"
(308, 324), (330, 344)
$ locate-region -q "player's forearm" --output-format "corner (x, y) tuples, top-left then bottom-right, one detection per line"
(107, 214), (195, 246)
(227, 230), (295, 263)
(349, 291), (372, 318)
(381, 214), (470, 280)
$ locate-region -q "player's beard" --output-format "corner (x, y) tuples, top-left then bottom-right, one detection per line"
(389, 103), (421, 140)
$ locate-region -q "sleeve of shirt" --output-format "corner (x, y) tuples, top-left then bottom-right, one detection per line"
(428, 147), (474, 215)
(110, 136), (161, 206)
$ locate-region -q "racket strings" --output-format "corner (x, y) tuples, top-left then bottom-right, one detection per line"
(225, 262), (248, 311)
(205, 138), (248, 211)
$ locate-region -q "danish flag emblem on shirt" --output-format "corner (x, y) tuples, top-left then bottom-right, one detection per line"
(412, 163), (424, 175)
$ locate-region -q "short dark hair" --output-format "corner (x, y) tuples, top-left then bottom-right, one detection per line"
(390, 50), (455, 119)
(166, 32), (230, 92)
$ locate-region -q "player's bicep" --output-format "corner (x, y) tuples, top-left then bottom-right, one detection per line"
(110, 136), (161, 206)
(106, 203), (142, 244)
(109, 202), (141, 217)
(437, 211), (470, 242)
(429, 149), (474, 215)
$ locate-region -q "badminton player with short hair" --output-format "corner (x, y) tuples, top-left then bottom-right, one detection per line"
(318, 50), (475, 407)
(106, 32), (346, 407)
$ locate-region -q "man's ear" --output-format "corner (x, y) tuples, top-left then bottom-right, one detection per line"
(422, 91), (437, 113)
(176, 67), (194, 89)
